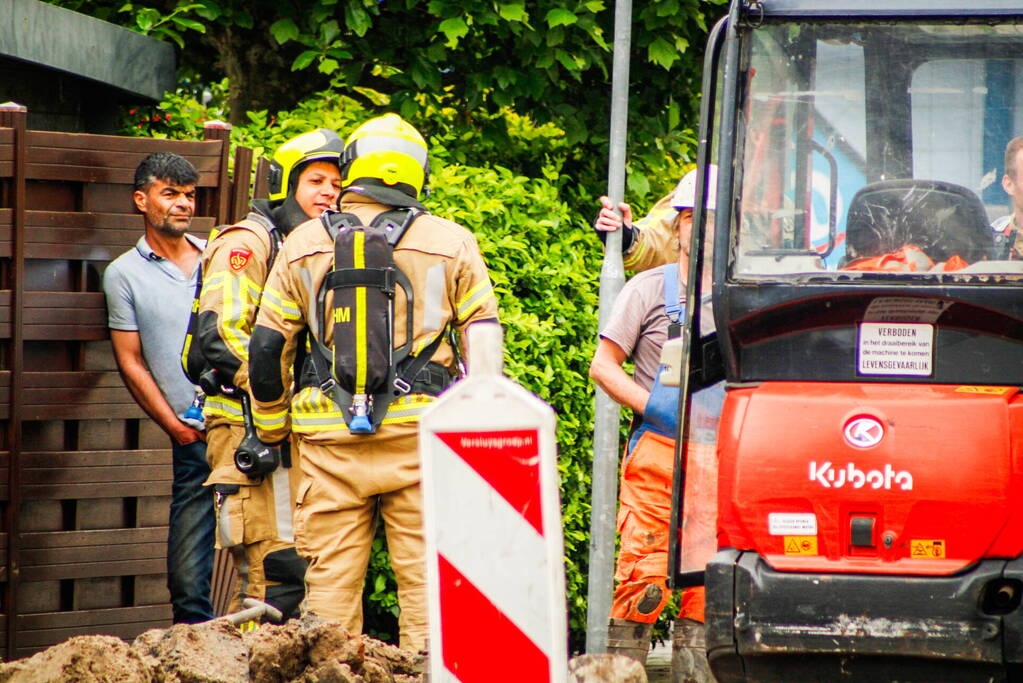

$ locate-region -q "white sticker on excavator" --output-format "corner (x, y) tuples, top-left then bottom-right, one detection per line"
(858, 322), (933, 376)
(768, 513), (818, 536)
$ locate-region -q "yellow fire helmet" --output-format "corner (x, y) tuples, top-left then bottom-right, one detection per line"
(341, 114), (429, 205)
(267, 128), (344, 203)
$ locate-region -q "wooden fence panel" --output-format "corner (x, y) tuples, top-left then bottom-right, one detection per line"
(0, 108), (251, 658)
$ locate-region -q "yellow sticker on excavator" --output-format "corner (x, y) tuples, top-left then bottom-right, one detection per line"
(910, 539), (946, 558)
(783, 536), (818, 555)
(954, 386), (1013, 395)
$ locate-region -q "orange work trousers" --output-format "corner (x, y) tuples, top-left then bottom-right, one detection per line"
(611, 430), (704, 623)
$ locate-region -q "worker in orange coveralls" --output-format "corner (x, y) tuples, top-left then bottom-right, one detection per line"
(590, 167), (722, 682)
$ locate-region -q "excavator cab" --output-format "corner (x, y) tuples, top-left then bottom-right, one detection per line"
(672, 1), (1023, 681)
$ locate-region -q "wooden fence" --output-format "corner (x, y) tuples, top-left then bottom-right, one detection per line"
(0, 103), (253, 659)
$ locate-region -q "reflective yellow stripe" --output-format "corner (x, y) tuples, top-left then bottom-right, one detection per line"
(292, 410), (346, 432)
(180, 333), (193, 372)
(201, 271), (226, 291)
(294, 424), (339, 433)
(261, 285), (302, 321)
(219, 274), (263, 359)
(457, 280), (488, 311)
(354, 230), (367, 393)
(291, 385), (344, 432)
(253, 407), (288, 430)
(381, 396), (435, 424)
(204, 395), (244, 419)
(456, 279), (495, 320)
(623, 235), (647, 269)
(291, 390), (436, 432)
(380, 414), (427, 425)
(292, 386), (326, 415)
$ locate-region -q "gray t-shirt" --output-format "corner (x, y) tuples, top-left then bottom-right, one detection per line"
(600, 264), (715, 392)
(103, 234), (205, 418)
(599, 266), (676, 392)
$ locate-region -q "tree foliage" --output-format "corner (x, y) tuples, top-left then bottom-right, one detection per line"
(51, 0), (725, 206)
(50, 0), (727, 652)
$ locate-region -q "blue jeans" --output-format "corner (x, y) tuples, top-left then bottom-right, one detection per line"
(168, 439), (215, 623)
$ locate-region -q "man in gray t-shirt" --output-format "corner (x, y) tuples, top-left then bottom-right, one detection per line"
(102, 152), (214, 624)
(105, 232), (205, 420)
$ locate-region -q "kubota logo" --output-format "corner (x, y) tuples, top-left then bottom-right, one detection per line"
(809, 461), (913, 490)
(844, 416), (884, 448)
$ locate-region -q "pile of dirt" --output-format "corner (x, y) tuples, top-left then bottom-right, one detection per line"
(568, 653), (647, 682)
(0, 615), (426, 683)
(0, 635), (152, 682)
(0, 617), (646, 682)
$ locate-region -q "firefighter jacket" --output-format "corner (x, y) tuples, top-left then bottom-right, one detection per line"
(196, 206), (280, 436)
(248, 195), (499, 444)
(623, 191), (680, 272)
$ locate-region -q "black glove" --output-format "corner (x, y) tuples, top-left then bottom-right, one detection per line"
(593, 219), (636, 254)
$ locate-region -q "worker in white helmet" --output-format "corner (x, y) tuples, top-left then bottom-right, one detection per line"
(589, 166), (720, 681)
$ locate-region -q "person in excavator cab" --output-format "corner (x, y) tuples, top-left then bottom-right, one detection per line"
(182, 129), (344, 625)
(247, 114), (498, 651)
(992, 135), (1023, 259)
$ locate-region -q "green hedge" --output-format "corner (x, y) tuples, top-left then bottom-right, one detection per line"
(429, 163), (601, 651)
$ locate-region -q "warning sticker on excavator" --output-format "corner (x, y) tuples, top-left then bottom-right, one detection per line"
(783, 536), (818, 555)
(954, 386), (1014, 396)
(768, 512), (817, 535)
(910, 539), (946, 558)
(858, 322), (933, 377)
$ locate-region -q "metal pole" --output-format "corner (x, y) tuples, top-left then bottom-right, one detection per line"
(585, 0), (631, 654)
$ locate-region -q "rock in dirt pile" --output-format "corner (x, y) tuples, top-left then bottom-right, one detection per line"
(0, 614), (426, 683)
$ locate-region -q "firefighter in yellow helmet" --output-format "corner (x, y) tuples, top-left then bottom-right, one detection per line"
(248, 114), (498, 650)
(185, 128), (343, 623)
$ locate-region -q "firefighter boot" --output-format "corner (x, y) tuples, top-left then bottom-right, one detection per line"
(606, 618), (653, 666)
(671, 617), (714, 683)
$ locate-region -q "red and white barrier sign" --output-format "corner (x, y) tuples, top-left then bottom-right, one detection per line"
(420, 323), (567, 683)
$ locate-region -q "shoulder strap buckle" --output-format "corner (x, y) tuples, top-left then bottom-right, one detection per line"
(321, 210), (361, 241)
(393, 377), (412, 395)
(373, 207), (423, 247)
(319, 376), (337, 394)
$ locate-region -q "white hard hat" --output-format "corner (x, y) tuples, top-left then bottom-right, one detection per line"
(672, 164), (718, 210)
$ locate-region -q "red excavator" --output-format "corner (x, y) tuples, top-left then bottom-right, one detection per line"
(671, 1), (1023, 681)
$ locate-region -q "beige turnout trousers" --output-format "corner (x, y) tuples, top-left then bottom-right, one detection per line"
(294, 422), (426, 651)
(207, 423), (305, 617)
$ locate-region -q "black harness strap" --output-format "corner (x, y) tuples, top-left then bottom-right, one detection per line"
(324, 267), (396, 294)
(393, 332), (447, 394)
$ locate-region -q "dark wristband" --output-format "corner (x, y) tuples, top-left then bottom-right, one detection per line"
(594, 222), (636, 254)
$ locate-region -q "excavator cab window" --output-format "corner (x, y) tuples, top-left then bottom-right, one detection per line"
(730, 21), (1023, 279)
